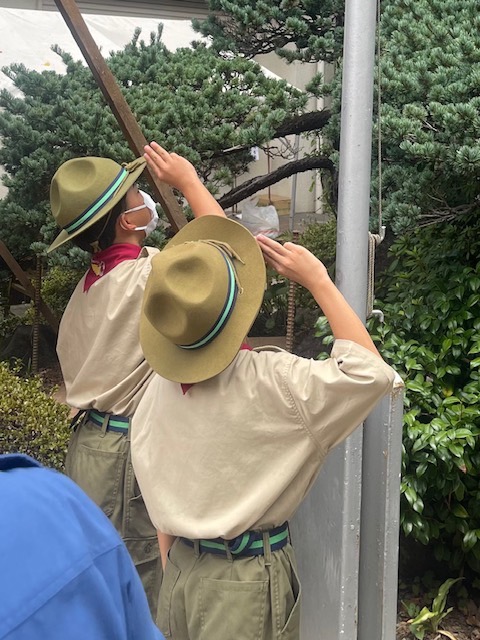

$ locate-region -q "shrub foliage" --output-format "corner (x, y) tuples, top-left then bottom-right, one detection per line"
(370, 218), (480, 571)
(40, 266), (84, 318)
(315, 216), (480, 571)
(0, 362), (70, 470)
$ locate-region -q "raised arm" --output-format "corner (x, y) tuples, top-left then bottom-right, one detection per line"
(144, 142), (225, 219)
(256, 234), (382, 358)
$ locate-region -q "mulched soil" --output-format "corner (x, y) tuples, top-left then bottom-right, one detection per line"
(38, 362), (64, 391)
(396, 589), (480, 640)
(396, 609), (480, 640)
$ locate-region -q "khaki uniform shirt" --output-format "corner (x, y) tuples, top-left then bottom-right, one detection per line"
(57, 247), (159, 416)
(131, 340), (396, 539)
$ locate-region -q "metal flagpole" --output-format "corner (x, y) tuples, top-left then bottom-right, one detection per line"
(335, 6), (378, 284)
(290, 0), (384, 637)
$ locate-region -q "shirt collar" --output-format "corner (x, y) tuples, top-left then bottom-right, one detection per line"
(0, 454), (41, 472)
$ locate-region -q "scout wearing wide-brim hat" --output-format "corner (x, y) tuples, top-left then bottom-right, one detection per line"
(140, 216), (266, 384)
(48, 155), (146, 252)
(132, 206), (399, 640)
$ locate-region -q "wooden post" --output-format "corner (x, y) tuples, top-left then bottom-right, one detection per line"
(53, 0), (188, 233)
(285, 230), (299, 353)
(0, 241), (59, 333)
(31, 254), (42, 373)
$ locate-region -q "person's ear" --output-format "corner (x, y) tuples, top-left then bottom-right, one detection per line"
(118, 212), (136, 232)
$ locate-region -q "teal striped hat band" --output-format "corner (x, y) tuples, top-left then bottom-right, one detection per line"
(63, 167), (127, 235)
(179, 241), (244, 351)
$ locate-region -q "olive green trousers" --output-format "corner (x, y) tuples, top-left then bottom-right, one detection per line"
(158, 537), (301, 640)
(65, 417), (162, 618)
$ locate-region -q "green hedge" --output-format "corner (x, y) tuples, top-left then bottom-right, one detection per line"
(0, 362), (71, 470)
(41, 266), (84, 317)
(369, 217), (480, 571)
(315, 215), (480, 572)
(20, 266), (84, 327)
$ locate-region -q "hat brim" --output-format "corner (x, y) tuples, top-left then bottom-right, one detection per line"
(140, 216), (266, 384)
(47, 158), (146, 253)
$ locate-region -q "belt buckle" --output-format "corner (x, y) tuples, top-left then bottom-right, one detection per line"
(228, 531), (254, 556)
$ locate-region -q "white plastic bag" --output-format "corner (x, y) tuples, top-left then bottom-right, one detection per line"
(238, 197), (280, 238)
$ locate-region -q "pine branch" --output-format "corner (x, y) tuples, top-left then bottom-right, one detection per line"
(218, 155), (334, 209)
(417, 202), (479, 227)
(212, 110), (331, 158)
(274, 110), (331, 137)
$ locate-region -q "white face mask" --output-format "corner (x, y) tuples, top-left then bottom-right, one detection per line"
(123, 190), (159, 237)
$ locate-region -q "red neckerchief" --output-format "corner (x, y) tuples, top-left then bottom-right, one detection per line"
(84, 244), (142, 292)
(181, 343), (252, 395)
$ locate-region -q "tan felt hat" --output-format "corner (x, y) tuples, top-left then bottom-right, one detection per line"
(48, 155), (146, 252)
(140, 216), (266, 384)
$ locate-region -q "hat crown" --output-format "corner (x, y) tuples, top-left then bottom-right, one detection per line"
(48, 155), (146, 253)
(50, 157), (126, 229)
(140, 215), (266, 384)
(144, 243), (235, 347)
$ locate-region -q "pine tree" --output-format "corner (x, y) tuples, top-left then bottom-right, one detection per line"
(198, 1), (480, 231)
(193, 0), (341, 207)
(372, 0), (480, 231)
(0, 27), (308, 263)
(2, 1), (477, 264)
(192, 0), (344, 63)
(0, 57), (109, 265)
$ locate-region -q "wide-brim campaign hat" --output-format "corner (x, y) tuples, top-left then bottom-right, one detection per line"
(140, 215), (266, 384)
(48, 155), (146, 252)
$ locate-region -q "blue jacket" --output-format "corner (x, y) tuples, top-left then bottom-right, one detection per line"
(0, 454), (164, 640)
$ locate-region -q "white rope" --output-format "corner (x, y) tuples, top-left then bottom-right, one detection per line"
(367, 0), (386, 320)
(376, 0), (383, 236)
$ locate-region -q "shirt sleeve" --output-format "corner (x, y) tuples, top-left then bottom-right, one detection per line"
(285, 339), (396, 453)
